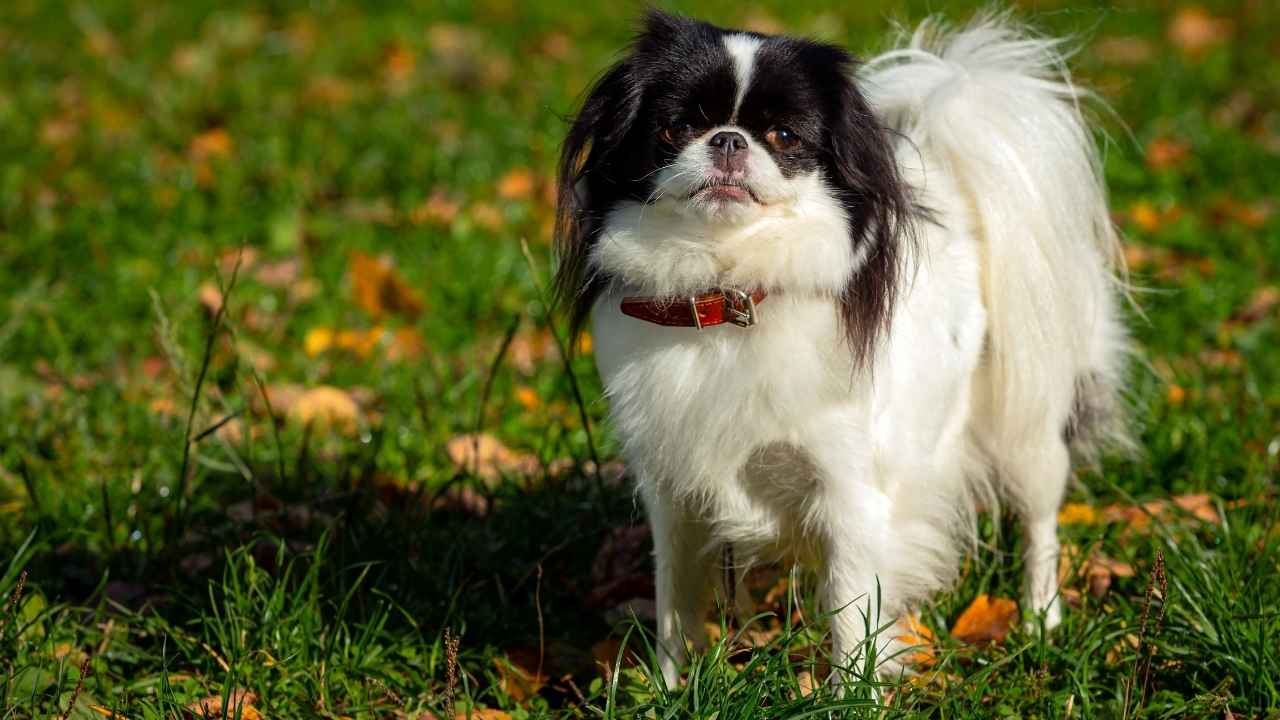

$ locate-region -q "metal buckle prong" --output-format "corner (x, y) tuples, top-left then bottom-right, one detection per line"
(689, 295), (704, 330)
(724, 288), (757, 327)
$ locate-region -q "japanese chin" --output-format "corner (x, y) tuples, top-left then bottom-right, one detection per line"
(554, 11), (1129, 685)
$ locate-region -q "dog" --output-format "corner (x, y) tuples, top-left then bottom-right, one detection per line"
(553, 11), (1129, 686)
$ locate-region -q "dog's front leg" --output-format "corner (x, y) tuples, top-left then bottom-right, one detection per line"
(646, 494), (714, 689)
(818, 481), (899, 684)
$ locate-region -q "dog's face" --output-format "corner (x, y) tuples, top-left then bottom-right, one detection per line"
(556, 12), (910, 364)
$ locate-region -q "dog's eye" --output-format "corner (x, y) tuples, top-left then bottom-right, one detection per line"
(765, 127), (800, 150)
(659, 122), (692, 145)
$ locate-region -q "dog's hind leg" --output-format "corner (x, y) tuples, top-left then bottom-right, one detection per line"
(1003, 432), (1071, 629)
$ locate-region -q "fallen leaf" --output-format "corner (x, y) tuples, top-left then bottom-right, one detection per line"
(1092, 36), (1155, 66)
(1167, 383), (1187, 405)
(1146, 137), (1191, 172)
(494, 648), (547, 702)
(349, 250), (425, 320)
(1172, 493), (1220, 523)
(445, 433), (539, 481)
(1058, 502), (1099, 526)
(1232, 286), (1279, 323)
(895, 613), (937, 666)
(305, 74), (354, 107)
(187, 690), (261, 720)
(89, 706), (130, 719)
(410, 191), (462, 226)
(387, 326), (426, 362)
(432, 484), (490, 517)
(383, 44), (417, 82)
(497, 167), (535, 201)
(1168, 7), (1232, 57)
(455, 708), (512, 720)
(950, 594), (1018, 645)
(507, 329), (556, 375)
(470, 202), (505, 232)
(254, 257), (302, 288)
(514, 385), (540, 411)
(197, 282), (224, 315)
(304, 327), (334, 357)
(289, 385), (360, 434)
(591, 638), (641, 682)
(1211, 197), (1273, 229)
(189, 128), (234, 161)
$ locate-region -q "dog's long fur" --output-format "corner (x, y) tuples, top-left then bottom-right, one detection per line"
(555, 11), (1129, 685)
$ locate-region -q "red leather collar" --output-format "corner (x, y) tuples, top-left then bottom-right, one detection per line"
(620, 288), (766, 329)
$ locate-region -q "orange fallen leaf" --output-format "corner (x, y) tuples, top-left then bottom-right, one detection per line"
(514, 385), (540, 411)
(410, 191), (462, 226)
(304, 327), (334, 357)
(1168, 6), (1232, 57)
(197, 282), (224, 315)
(1092, 36), (1154, 66)
(1167, 383), (1187, 405)
(445, 433), (540, 481)
(383, 44), (416, 82)
(456, 710), (512, 720)
(189, 128), (233, 161)
(1058, 502), (1099, 526)
(289, 386), (360, 434)
(507, 329), (557, 375)
(187, 690), (261, 720)
(469, 202), (505, 232)
(497, 167), (535, 201)
(349, 250), (425, 320)
(1145, 137), (1191, 172)
(494, 648), (547, 702)
(1171, 493), (1219, 523)
(895, 613), (936, 666)
(950, 594), (1018, 645)
(1232, 286), (1279, 324)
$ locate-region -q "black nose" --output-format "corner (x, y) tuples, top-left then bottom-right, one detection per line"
(707, 130), (748, 172)
(708, 131), (748, 154)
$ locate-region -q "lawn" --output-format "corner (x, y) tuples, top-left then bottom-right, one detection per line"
(1, 0), (1278, 717)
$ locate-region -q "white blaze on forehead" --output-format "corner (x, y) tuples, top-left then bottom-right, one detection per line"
(723, 34), (762, 115)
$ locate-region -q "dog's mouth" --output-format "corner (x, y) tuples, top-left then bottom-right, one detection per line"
(689, 179), (760, 204)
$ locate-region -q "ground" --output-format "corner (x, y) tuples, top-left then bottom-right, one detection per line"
(0, 0), (1278, 717)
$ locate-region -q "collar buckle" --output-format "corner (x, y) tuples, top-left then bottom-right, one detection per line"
(722, 288), (757, 327)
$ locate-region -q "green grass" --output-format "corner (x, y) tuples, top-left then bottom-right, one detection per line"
(1, 0), (1278, 717)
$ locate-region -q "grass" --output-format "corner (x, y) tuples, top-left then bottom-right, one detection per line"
(1, 0), (1278, 717)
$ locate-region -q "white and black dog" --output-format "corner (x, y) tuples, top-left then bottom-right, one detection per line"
(554, 11), (1129, 685)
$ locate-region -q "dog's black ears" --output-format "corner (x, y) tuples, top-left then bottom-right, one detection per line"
(553, 49), (644, 340)
(820, 56), (914, 370)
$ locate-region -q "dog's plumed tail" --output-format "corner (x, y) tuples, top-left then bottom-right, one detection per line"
(863, 13), (1130, 463)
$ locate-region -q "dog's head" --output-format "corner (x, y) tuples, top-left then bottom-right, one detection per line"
(555, 12), (910, 365)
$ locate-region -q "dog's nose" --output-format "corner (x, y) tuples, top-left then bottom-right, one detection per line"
(708, 131), (748, 153)
(708, 131), (748, 172)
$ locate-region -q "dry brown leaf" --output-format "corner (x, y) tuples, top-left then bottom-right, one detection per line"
(254, 258), (302, 288)
(410, 191), (462, 226)
(387, 327), (426, 362)
(1146, 137), (1191, 172)
(950, 594), (1018, 645)
(1058, 502), (1099, 526)
(1168, 7), (1232, 57)
(305, 75), (354, 107)
(457, 709), (512, 720)
(445, 433), (539, 481)
(507, 329), (556, 375)
(432, 484), (490, 517)
(383, 44), (417, 82)
(895, 613), (937, 666)
(1211, 197), (1273, 229)
(197, 282), (224, 315)
(1232, 286), (1279, 323)
(349, 250), (425, 320)
(1172, 493), (1220, 523)
(289, 385), (360, 434)
(494, 648), (547, 703)
(514, 385), (540, 411)
(497, 167), (535, 200)
(470, 202), (505, 232)
(1092, 36), (1155, 66)
(190, 128), (233, 161)
(187, 690), (261, 719)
